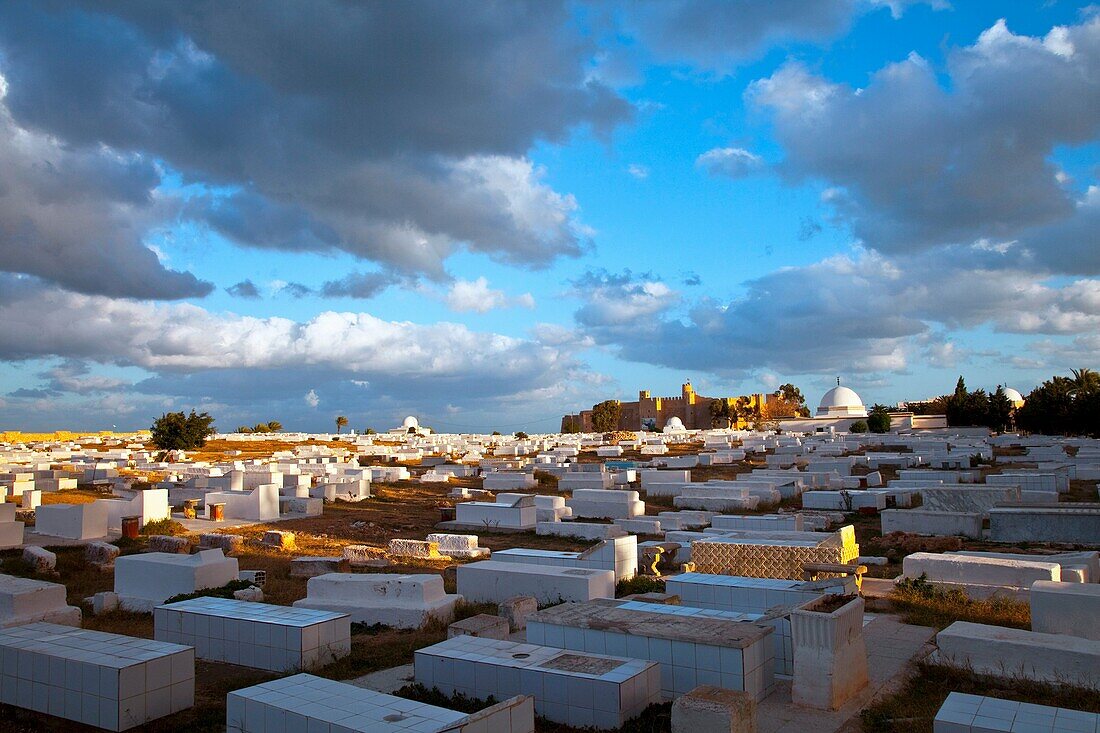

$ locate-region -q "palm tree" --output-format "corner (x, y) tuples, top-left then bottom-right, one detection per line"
(266, 420), (283, 432)
(335, 415), (348, 434)
(1070, 368), (1100, 395)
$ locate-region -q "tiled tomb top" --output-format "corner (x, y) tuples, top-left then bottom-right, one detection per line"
(0, 622), (190, 665)
(529, 599), (773, 648)
(670, 573), (811, 589)
(229, 673), (467, 732)
(935, 692), (1100, 733)
(158, 596), (346, 626)
(417, 635), (654, 681)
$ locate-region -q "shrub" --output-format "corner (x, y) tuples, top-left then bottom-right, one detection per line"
(849, 420), (869, 433)
(140, 518), (188, 536)
(616, 576), (666, 597)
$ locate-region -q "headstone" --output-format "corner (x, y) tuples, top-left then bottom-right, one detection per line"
(22, 546), (56, 574)
(85, 541), (120, 569)
(289, 556), (350, 578)
(447, 613), (510, 640)
(92, 591), (119, 615)
(262, 530), (296, 551)
(672, 685), (756, 733)
(198, 533), (244, 554)
(148, 535), (191, 554)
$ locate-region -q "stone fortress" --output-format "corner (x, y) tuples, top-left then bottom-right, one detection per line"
(562, 382), (781, 433)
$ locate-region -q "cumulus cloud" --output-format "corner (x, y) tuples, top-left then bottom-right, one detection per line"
(442, 277), (536, 314)
(748, 17), (1100, 271)
(0, 2), (626, 282)
(572, 251), (1100, 378)
(572, 270), (681, 331)
(226, 280), (261, 299)
(696, 147), (764, 178)
(304, 389), (319, 408)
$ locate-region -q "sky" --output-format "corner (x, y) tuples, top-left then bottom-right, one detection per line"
(0, 0), (1097, 434)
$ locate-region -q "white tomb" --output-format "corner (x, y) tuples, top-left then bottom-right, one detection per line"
(114, 549), (240, 612)
(415, 635), (661, 730)
(0, 573), (81, 628)
(292, 573), (460, 628)
(0, 622), (194, 731)
(458, 560), (615, 604)
(34, 501), (109, 540)
(155, 597), (351, 671)
(228, 673), (535, 733)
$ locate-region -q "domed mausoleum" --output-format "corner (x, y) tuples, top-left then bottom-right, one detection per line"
(662, 416), (686, 433)
(816, 384), (868, 418)
(1002, 388), (1025, 408)
(402, 415), (420, 430)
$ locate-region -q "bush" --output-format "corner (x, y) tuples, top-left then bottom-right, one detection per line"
(890, 574), (1029, 629)
(849, 420), (869, 433)
(164, 579), (255, 605)
(616, 576), (666, 597)
(514, 431), (529, 439)
(868, 404), (892, 433)
(140, 518), (188, 536)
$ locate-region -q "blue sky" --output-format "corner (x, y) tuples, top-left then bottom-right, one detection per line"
(0, 1), (1097, 432)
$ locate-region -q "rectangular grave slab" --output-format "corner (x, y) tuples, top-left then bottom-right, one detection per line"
(989, 505), (1100, 544)
(528, 599), (775, 700)
(227, 673), (535, 733)
(936, 621), (1100, 690)
(880, 509), (983, 539)
(292, 573), (459, 628)
(0, 622), (194, 730)
(0, 574), (81, 628)
(415, 635), (661, 730)
(457, 560), (615, 605)
(901, 552), (1059, 590)
(491, 536), (637, 581)
(34, 502), (109, 540)
(155, 597), (350, 671)
(1029, 581), (1100, 641)
(115, 549), (240, 612)
(934, 692), (1099, 733)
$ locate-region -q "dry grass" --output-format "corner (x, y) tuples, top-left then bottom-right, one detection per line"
(889, 576), (1030, 630)
(861, 661), (1100, 733)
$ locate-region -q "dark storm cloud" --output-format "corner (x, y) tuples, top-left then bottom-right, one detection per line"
(225, 280), (261, 299)
(0, 1), (630, 286)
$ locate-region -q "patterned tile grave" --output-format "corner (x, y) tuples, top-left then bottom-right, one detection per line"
(155, 597), (350, 672)
(415, 634), (661, 730)
(690, 526), (859, 579)
(0, 622), (194, 731)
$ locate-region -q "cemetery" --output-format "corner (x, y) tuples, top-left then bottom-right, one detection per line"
(0, 420), (1097, 732)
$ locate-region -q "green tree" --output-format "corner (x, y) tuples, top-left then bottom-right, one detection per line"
(364, 428), (377, 435)
(236, 425), (253, 434)
(867, 404), (892, 433)
(514, 431), (529, 439)
(848, 420), (869, 433)
(151, 410), (216, 450)
(987, 387), (1014, 433)
(265, 420), (283, 432)
(1071, 367), (1100, 395)
(591, 400), (622, 432)
(253, 423), (270, 433)
(776, 383), (811, 417)
(335, 415), (348, 434)
(708, 399), (737, 428)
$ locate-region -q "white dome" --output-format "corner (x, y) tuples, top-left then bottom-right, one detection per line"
(819, 386), (863, 409)
(1003, 388), (1024, 405)
(663, 416), (686, 433)
(817, 385), (867, 418)
(402, 415), (419, 429)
